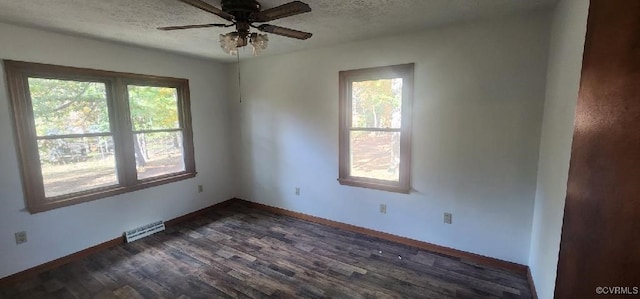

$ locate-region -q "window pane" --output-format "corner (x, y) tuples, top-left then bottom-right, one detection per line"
(128, 86), (179, 131)
(135, 131), (185, 180)
(350, 131), (400, 182)
(28, 78), (110, 136)
(38, 137), (118, 198)
(351, 78), (403, 129)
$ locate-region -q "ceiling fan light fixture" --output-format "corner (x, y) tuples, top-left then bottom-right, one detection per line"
(220, 31), (269, 56)
(219, 32), (239, 55)
(250, 33), (269, 56)
(168, 0), (312, 57)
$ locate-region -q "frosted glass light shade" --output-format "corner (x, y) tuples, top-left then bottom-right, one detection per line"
(220, 32), (239, 55)
(250, 33), (269, 56)
(220, 32), (269, 56)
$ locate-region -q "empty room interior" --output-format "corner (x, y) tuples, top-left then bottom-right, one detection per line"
(1, 0), (639, 298)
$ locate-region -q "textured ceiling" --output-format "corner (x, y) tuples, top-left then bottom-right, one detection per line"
(0, 0), (557, 62)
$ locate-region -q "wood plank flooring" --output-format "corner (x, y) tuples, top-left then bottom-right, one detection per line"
(0, 202), (532, 298)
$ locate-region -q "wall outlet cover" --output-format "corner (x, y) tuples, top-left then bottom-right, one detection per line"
(15, 231), (27, 244)
(444, 213), (453, 224)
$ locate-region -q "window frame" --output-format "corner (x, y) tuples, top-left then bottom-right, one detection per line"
(3, 60), (196, 213)
(338, 63), (414, 193)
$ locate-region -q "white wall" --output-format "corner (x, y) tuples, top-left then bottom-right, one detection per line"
(231, 11), (551, 264)
(528, 0), (589, 298)
(0, 23), (235, 278)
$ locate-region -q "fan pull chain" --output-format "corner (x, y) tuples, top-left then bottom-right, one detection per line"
(236, 50), (242, 103)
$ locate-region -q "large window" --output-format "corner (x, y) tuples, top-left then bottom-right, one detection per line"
(338, 64), (413, 193)
(4, 61), (196, 213)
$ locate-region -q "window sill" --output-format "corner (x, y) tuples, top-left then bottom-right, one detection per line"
(337, 177), (410, 194)
(27, 172), (197, 214)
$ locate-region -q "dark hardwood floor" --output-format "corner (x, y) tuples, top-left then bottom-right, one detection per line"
(0, 202), (532, 298)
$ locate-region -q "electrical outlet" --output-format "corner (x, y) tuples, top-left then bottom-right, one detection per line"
(198, 185), (203, 193)
(15, 231), (27, 245)
(295, 187), (300, 196)
(380, 204), (387, 214)
(444, 213), (452, 224)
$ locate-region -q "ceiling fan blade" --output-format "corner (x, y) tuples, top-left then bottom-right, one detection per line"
(157, 23), (229, 31)
(258, 24), (312, 40)
(252, 1), (311, 22)
(178, 0), (234, 21)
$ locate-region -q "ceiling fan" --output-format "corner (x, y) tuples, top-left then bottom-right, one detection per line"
(158, 0), (313, 55)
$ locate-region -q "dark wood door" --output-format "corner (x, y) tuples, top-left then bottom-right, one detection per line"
(555, 0), (640, 298)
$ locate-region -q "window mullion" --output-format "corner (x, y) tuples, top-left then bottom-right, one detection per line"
(349, 128), (402, 132)
(35, 132), (114, 140)
(132, 128), (182, 134)
(111, 78), (137, 186)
